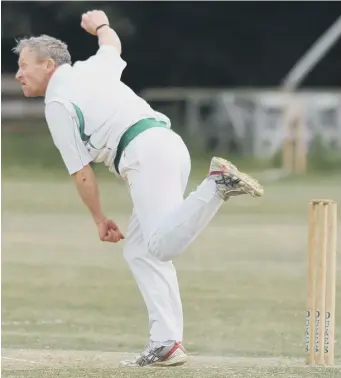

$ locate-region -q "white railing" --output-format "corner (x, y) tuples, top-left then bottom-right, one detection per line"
(2, 75), (341, 160)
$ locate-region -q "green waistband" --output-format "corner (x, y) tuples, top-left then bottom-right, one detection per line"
(114, 118), (169, 174)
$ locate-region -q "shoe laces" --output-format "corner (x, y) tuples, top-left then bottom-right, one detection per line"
(216, 174), (241, 187)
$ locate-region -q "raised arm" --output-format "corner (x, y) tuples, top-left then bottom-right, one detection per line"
(81, 10), (122, 54)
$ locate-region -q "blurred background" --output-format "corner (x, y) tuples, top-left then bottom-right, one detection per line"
(2, 1), (341, 174)
(2, 3), (341, 376)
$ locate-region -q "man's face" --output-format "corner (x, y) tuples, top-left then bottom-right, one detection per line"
(15, 47), (55, 97)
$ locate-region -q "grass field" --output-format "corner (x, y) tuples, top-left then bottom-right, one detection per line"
(2, 163), (341, 377)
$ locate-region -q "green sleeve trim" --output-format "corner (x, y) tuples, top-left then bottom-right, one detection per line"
(71, 103), (90, 143)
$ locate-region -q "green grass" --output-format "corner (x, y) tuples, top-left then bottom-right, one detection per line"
(3, 367), (341, 378)
(2, 129), (341, 377)
(2, 171), (341, 377)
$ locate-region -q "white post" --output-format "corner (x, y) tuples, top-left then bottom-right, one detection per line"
(282, 16), (341, 91)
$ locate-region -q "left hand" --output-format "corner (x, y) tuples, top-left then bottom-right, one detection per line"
(81, 10), (110, 36)
(96, 217), (124, 243)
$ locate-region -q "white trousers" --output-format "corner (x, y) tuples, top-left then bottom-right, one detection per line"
(119, 127), (223, 343)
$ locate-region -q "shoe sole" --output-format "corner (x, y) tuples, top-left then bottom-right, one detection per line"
(213, 158), (264, 198)
(234, 171), (264, 198)
(151, 353), (188, 367)
(119, 353), (188, 368)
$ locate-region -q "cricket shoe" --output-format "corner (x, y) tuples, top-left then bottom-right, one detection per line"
(209, 157), (264, 200)
(119, 341), (188, 367)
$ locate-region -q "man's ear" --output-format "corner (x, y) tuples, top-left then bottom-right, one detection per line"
(46, 58), (56, 73)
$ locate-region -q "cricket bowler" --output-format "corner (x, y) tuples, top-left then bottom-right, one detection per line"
(13, 10), (264, 367)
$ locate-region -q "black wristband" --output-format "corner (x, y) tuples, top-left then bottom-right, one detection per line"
(96, 24), (109, 33)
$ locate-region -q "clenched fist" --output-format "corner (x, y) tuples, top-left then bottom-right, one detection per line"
(81, 10), (110, 36)
(96, 217), (125, 243)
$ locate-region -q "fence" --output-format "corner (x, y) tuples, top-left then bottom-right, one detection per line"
(141, 88), (341, 170)
(3, 75), (341, 172)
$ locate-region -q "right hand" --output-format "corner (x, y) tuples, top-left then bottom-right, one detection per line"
(96, 217), (124, 243)
(81, 10), (110, 36)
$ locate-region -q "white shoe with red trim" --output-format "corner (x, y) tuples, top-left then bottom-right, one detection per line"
(119, 341), (188, 367)
(209, 157), (264, 200)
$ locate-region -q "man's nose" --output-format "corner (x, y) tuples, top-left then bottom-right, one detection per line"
(15, 69), (22, 81)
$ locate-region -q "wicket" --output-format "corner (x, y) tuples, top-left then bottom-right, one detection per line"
(306, 199), (337, 365)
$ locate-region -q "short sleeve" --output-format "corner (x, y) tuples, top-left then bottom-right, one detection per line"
(73, 45), (127, 80)
(45, 101), (93, 175)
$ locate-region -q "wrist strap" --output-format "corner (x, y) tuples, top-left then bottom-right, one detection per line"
(96, 24), (109, 33)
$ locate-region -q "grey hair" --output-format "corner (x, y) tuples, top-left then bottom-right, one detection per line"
(12, 34), (71, 66)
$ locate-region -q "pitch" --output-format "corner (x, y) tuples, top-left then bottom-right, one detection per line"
(2, 172), (341, 377)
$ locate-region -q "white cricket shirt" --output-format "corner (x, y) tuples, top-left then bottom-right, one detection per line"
(44, 45), (170, 175)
